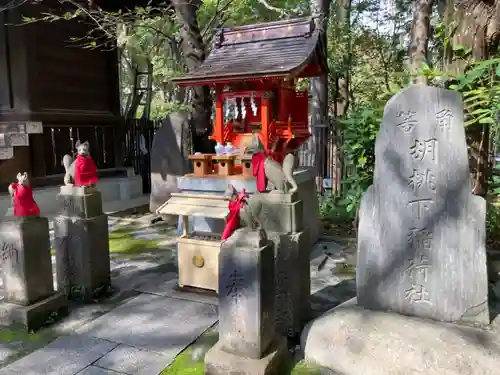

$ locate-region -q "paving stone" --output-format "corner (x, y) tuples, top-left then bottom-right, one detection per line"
(134, 273), (218, 306)
(0, 345), (17, 363)
(95, 344), (172, 375)
(77, 293), (217, 356)
(0, 334), (118, 375)
(77, 366), (123, 375)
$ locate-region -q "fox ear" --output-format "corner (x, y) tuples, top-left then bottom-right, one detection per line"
(22, 172), (28, 179)
(83, 141), (89, 148)
(75, 140), (81, 147)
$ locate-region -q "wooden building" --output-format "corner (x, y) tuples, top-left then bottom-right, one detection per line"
(0, 4), (121, 189)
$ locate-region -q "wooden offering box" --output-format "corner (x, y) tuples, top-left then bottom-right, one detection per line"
(156, 193), (229, 292)
(189, 154), (214, 176)
(238, 154), (253, 178)
(213, 154), (237, 176)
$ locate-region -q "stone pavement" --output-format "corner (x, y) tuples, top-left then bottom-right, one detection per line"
(0, 213), (355, 375)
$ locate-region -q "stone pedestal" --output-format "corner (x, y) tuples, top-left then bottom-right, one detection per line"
(205, 228), (288, 375)
(268, 230), (310, 337)
(255, 191), (311, 337)
(0, 216), (67, 330)
(54, 186), (111, 302)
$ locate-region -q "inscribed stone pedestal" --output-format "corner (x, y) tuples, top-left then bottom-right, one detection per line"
(0, 217), (53, 305)
(0, 216), (67, 330)
(218, 228), (276, 359)
(357, 85), (489, 324)
(54, 214), (110, 301)
(206, 228), (287, 375)
(54, 188), (110, 301)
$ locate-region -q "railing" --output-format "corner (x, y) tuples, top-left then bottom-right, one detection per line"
(123, 118), (162, 193)
(34, 124), (117, 176)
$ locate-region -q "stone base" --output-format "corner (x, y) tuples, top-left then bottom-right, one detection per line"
(267, 230), (311, 338)
(54, 214), (111, 302)
(0, 292), (68, 331)
(301, 298), (500, 375)
(205, 337), (288, 375)
(57, 185), (103, 218)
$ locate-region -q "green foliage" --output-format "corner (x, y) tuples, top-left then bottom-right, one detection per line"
(337, 105), (382, 213)
(320, 102), (384, 221)
(448, 59), (500, 128)
(487, 201), (500, 248)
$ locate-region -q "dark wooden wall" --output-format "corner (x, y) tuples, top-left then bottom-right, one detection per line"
(0, 6), (122, 186)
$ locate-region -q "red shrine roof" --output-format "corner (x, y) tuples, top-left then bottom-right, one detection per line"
(172, 17), (327, 85)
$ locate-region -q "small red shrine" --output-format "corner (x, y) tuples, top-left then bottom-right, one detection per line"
(172, 17), (327, 177)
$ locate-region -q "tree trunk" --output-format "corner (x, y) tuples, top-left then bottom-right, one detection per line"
(409, 0), (433, 84)
(172, 0), (213, 153)
(330, 0), (351, 194)
(309, 0), (331, 192)
(442, 0), (500, 197)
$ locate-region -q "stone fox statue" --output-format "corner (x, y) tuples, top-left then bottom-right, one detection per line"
(224, 184), (263, 231)
(244, 133), (298, 194)
(8, 172), (40, 217)
(62, 140), (99, 186)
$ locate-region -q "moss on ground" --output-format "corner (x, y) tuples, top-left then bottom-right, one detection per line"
(51, 224), (176, 258)
(159, 329), (323, 375)
(334, 262), (356, 276)
(0, 326), (61, 368)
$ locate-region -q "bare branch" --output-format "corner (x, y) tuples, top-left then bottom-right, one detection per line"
(255, 0), (291, 16)
(0, 0), (27, 12)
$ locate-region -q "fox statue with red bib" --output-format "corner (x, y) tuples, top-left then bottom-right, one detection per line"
(8, 172), (41, 217)
(62, 140), (99, 187)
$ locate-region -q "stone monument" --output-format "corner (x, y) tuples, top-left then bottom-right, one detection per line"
(53, 185), (111, 302)
(205, 228), (288, 375)
(149, 113), (192, 215)
(357, 85), (489, 324)
(0, 174), (67, 330)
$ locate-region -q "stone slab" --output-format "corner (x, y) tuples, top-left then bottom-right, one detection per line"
(95, 344), (172, 375)
(149, 113), (191, 214)
(134, 272), (218, 306)
(357, 85), (489, 324)
(0, 292), (68, 331)
(205, 337), (288, 375)
(0, 334), (118, 375)
(176, 167), (316, 238)
(301, 298), (500, 375)
(177, 167), (314, 192)
(77, 293), (217, 355)
(78, 367), (123, 375)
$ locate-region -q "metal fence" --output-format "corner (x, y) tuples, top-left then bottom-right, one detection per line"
(123, 119), (162, 193)
(296, 120), (342, 195)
